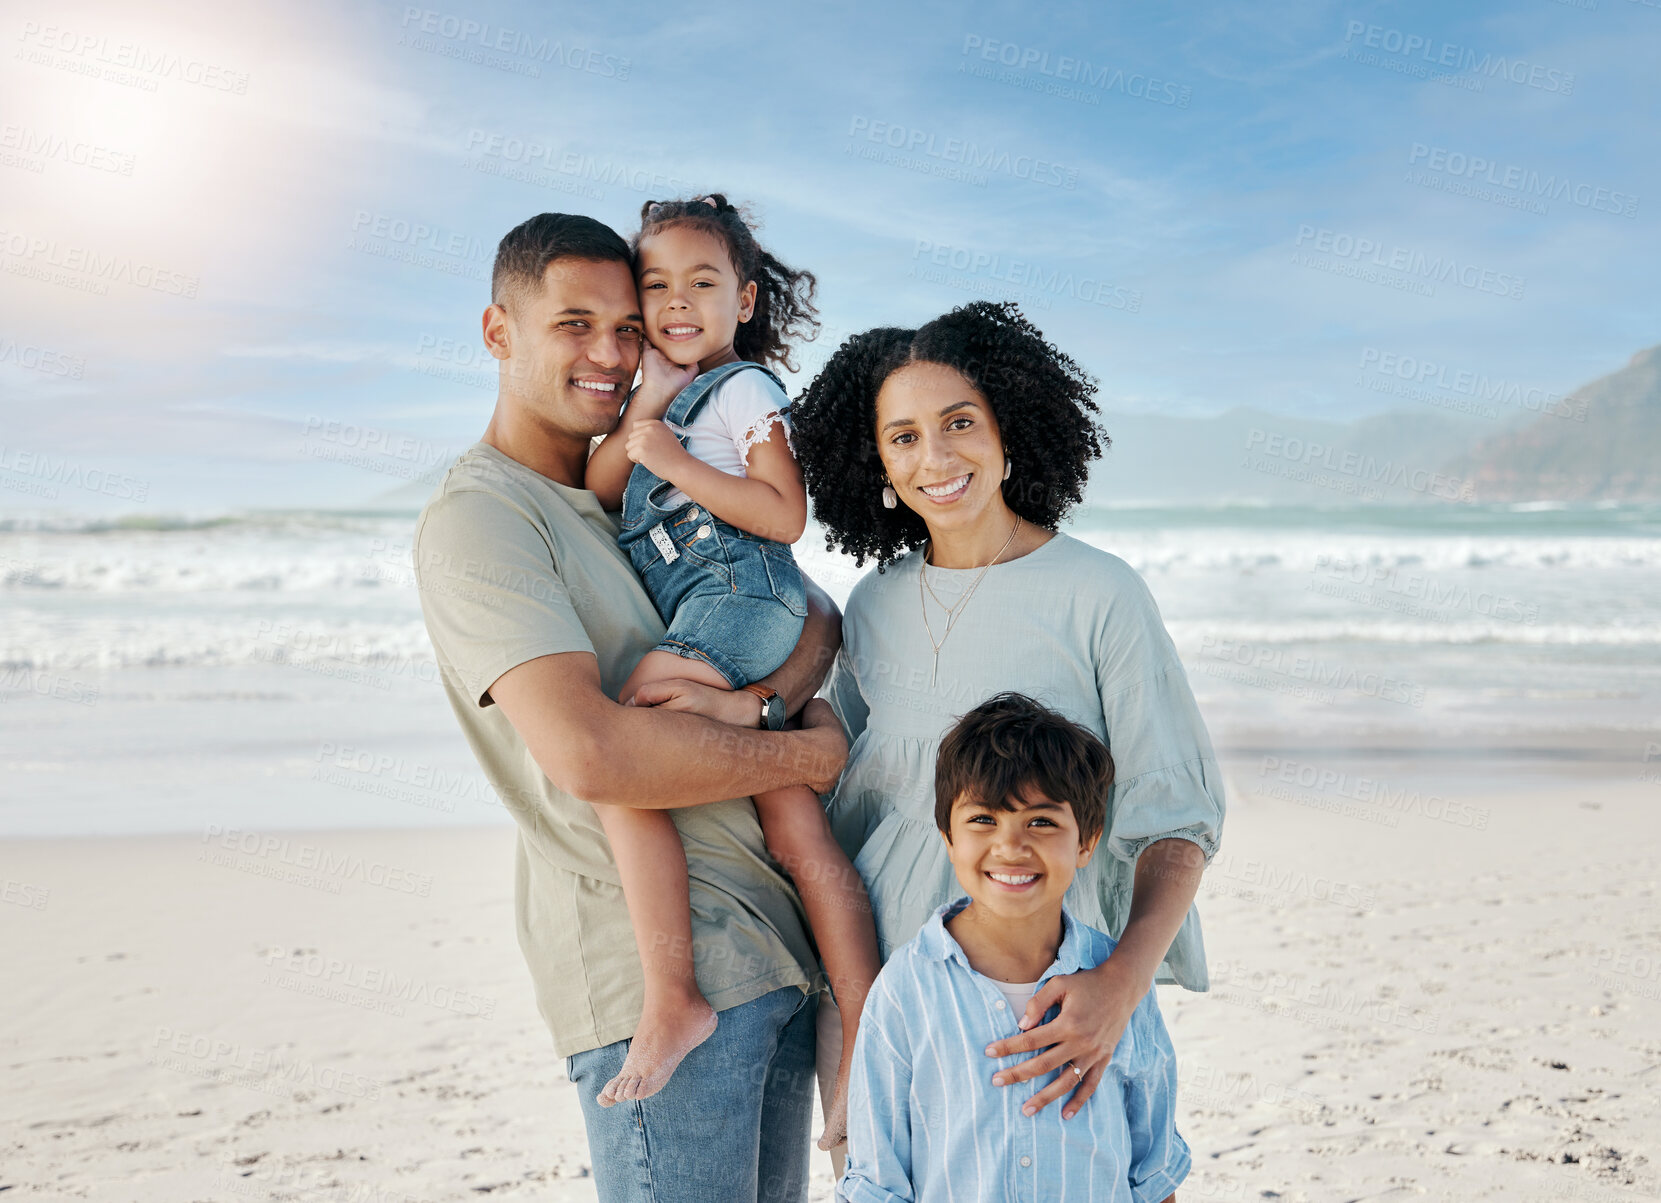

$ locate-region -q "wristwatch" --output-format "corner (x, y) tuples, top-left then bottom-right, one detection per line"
(742, 684), (786, 731)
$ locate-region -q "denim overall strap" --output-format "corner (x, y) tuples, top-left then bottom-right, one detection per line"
(618, 361), (789, 545)
(661, 360), (789, 431)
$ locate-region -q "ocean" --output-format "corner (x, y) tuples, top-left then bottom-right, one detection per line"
(3, 502), (1658, 836)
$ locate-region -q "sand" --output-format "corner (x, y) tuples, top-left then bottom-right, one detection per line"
(3, 758), (1658, 1201)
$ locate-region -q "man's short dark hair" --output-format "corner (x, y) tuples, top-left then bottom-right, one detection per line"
(934, 692), (1114, 846)
(492, 212), (631, 312)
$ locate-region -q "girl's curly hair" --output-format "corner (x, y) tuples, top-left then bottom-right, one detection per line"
(633, 194), (819, 373)
(791, 301), (1105, 569)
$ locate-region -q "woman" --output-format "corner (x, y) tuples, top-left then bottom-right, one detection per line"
(790, 301), (1225, 1143)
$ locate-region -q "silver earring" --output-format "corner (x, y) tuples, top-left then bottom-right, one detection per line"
(881, 483), (897, 509)
(1002, 458), (1012, 481)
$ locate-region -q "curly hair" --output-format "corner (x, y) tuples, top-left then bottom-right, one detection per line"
(791, 301), (1105, 569)
(633, 194), (819, 373)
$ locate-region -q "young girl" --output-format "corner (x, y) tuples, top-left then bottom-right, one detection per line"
(583, 194), (877, 1148)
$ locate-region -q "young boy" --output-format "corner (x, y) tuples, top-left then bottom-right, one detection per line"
(838, 692), (1190, 1203)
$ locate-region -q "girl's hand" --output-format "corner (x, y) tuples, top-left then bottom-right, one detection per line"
(624, 418), (690, 480)
(984, 953), (1147, 1120)
(637, 343), (698, 411)
(628, 678), (758, 728)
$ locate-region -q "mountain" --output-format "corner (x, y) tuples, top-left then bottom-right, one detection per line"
(1444, 345), (1661, 501)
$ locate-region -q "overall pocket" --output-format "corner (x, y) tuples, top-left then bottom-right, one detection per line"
(759, 542), (808, 618)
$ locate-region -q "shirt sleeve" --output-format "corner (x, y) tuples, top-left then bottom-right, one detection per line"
(1094, 558), (1226, 867)
(414, 486), (593, 707)
(837, 971), (916, 1203)
(710, 368), (792, 466)
(1120, 991), (1192, 1203)
(822, 641), (870, 746)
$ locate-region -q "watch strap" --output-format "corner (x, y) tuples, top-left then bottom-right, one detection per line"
(741, 684), (782, 730)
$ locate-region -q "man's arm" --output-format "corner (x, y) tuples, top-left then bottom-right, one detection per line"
(490, 650), (846, 810)
(628, 571), (842, 727)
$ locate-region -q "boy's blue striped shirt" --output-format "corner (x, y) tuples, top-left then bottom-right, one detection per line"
(838, 899), (1190, 1203)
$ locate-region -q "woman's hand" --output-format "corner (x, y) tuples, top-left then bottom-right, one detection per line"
(984, 953), (1148, 1120)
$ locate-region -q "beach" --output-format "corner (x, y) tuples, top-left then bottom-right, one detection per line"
(4, 504), (1660, 1199)
(4, 762), (1656, 1200)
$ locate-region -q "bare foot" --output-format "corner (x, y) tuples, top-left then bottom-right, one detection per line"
(816, 1051), (854, 1150)
(597, 994), (718, 1107)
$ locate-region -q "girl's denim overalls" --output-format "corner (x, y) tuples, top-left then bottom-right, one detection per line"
(616, 360), (807, 688)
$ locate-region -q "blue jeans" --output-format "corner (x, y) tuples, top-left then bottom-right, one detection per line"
(566, 986), (818, 1202)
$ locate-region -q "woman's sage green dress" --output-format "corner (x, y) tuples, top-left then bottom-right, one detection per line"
(823, 532), (1225, 988)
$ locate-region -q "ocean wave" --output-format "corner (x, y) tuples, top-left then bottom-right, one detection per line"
(0, 615), (436, 673)
(1168, 619), (1661, 649)
(7, 524), (1661, 594)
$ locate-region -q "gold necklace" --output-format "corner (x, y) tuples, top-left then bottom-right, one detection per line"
(918, 517), (1022, 687)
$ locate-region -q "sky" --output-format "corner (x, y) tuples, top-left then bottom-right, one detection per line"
(1, 0), (1657, 513)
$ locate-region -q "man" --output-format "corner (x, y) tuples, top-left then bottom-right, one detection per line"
(414, 211), (847, 1202)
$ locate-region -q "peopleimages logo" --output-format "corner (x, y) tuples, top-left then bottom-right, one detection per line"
(1293, 225), (1525, 301)
(958, 35), (1192, 107)
(397, 8), (631, 79)
(1341, 21), (1575, 94)
(1408, 144), (1638, 218)
(846, 117), (1079, 189)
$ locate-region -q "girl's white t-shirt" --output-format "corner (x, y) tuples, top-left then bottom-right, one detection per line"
(659, 370), (792, 509)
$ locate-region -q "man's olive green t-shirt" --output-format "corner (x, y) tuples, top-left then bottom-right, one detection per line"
(413, 442), (817, 1057)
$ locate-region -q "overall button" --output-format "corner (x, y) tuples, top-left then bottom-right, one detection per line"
(687, 507), (701, 520)
(695, 525), (712, 540)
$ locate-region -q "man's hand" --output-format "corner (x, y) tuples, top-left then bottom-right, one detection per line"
(795, 699), (847, 794)
(984, 952), (1148, 1120)
(624, 418), (691, 480)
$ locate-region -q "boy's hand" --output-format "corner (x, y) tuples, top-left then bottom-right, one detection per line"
(637, 343), (698, 410)
(625, 418), (691, 480)
(984, 954), (1147, 1120)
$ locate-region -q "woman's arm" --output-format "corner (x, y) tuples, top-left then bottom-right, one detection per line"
(624, 418), (806, 544)
(986, 556), (1223, 1118)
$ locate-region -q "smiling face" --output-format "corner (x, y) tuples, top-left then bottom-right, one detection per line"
(941, 784), (1098, 924)
(486, 256), (643, 442)
(635, 223), (757, 371)
(874, 360), (1012, 538)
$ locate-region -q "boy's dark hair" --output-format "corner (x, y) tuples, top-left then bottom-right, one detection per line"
(791, 301), (1105, 569)
(934, 692), (1114, 846)
(492, 212), (631, 313)
(634, 193), (819, 373)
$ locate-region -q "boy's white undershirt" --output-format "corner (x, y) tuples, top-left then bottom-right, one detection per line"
(993, 979), (1040, 1015)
